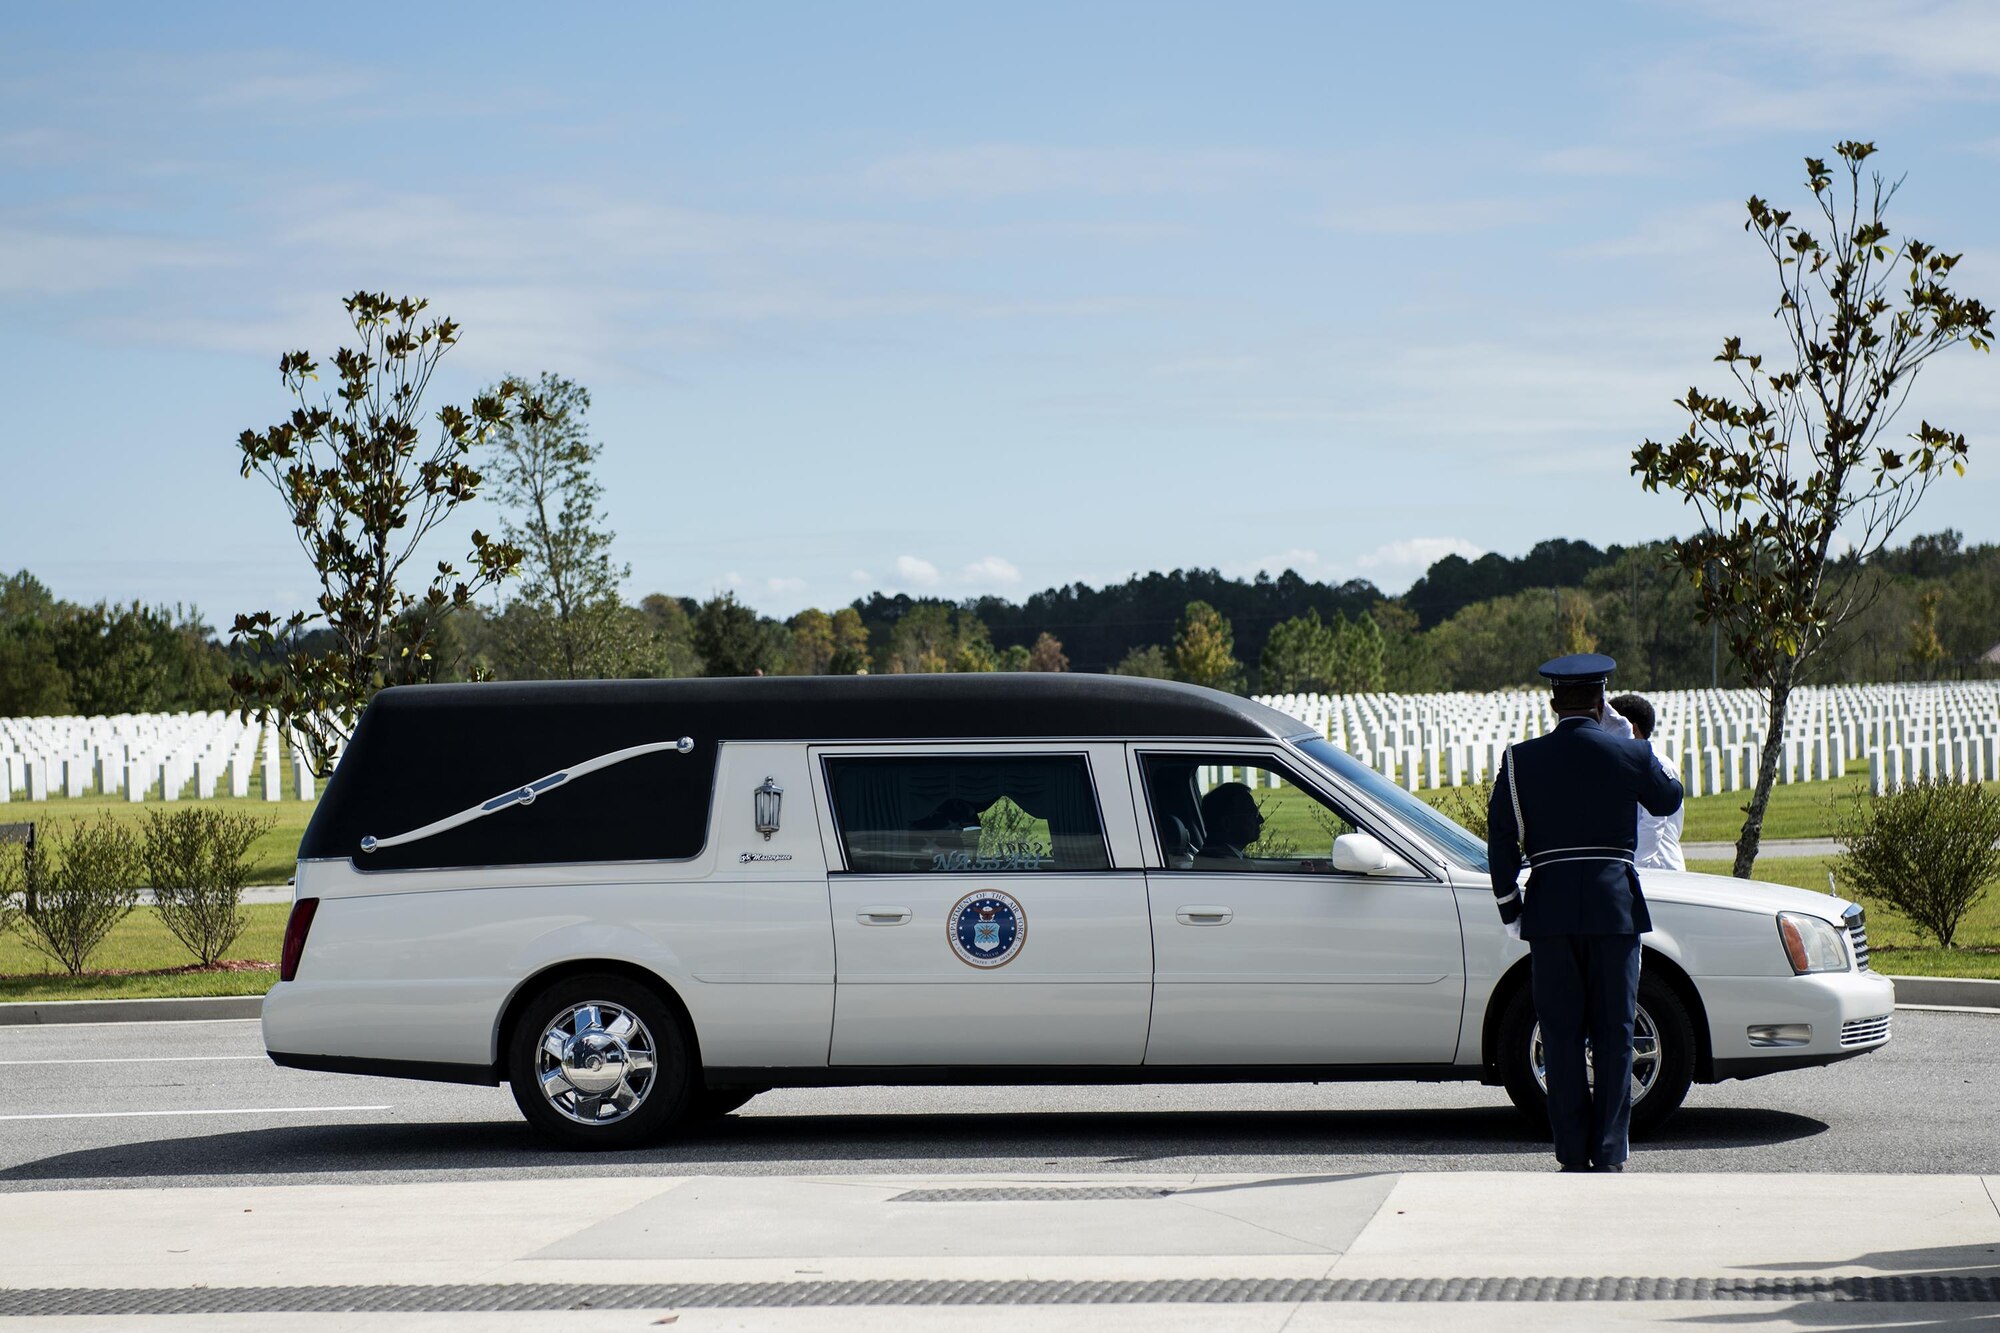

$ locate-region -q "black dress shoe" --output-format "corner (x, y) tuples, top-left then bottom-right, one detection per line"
(1591, 1162), (1626, 1173)
(1559, 1164), (1589, 1173)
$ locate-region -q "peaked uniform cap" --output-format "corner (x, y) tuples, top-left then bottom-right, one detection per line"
(1538, 653), (1617, 686)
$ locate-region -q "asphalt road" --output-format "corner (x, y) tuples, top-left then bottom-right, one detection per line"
(1, 1010), (1991, 1192)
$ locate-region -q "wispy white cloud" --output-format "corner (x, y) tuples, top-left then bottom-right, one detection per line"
(196, 69), (378, 110)
(894, 555), (941, 586)
(11, 175), (1156, 377)
(960, 555), (1021, 585)
(0, 127), (98, 165)
(1571, 201), (1747, 258)
(1151, 353), (1261, 379)
(1322, 197), (1548, 235)
(1534, 146), (1650, 177)
(766, 575), (807, 595)
(1682, 0), (2000, 82)
(1229, 547), (1338, 582)
(861, 144), (1290, 197)
(879, 553), (1022, 592)
(1227, 540), (1485, 593)
(1355, 537), (1485, 575)
(0, 225), (225, 296)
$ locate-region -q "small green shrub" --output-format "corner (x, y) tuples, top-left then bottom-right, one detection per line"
(11, 818), (142, 975)
(1834, 778), (2000, 948)
(1436, 779), (1494, 842)
(143, 807), (276, 966)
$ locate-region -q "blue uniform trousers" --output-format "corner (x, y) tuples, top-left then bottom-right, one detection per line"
(1530, 932), (1642, 1168)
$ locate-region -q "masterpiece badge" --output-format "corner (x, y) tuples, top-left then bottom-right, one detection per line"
(947, 890), (1026, 969)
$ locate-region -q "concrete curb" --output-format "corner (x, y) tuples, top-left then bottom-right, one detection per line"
(0, 994), (263, 1026)
(1887, 974), (2000, 1010)
(2, 976), (1993, 1026)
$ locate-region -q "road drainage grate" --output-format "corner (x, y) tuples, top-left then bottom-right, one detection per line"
(889, 1186), (1179, 1202)
(4, 1276), (1998, 1314)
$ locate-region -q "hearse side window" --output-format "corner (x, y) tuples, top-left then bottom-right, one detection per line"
(1141, 753), (1388, 875)
(825, 755), (1110, 874)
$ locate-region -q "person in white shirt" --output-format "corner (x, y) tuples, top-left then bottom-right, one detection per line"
(1607, 694), (1685, 872)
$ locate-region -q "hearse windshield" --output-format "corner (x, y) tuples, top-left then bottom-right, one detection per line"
(1292, 736), (1489, 873)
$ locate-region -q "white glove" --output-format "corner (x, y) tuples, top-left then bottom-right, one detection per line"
(1599, 706), (1635, 740)
(1504, 921), (1523, 941)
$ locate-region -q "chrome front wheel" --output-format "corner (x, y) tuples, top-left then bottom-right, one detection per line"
(1496, 969), (1697, 1139)
(1529, 1002), (1663, 1105)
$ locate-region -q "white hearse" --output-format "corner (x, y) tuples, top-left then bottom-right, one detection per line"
(264, 676), (1894, 1149)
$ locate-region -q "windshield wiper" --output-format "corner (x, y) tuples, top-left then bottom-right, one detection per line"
(359, 737), (694, 854)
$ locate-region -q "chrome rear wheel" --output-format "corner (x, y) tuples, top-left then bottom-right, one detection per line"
(509, 974), (690, 1150)
(534, 1001), (658, 1125)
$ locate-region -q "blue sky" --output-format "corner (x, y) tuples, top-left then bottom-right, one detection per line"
(2, 2), (1997, 625)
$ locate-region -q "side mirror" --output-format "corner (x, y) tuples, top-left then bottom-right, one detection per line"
(1331, 832), (1413, 876)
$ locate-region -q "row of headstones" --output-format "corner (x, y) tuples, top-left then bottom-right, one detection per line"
(0, 710), (262, 803)
(1257, 682), (2000, 795)
(1868, 733), (2000, 795)
(1284, 686), (1997, 761)
(0, 749), (316, 804)
(0, 713), (331, 804)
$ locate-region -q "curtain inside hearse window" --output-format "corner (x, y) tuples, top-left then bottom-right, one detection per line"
(825, 756), (1111, 874)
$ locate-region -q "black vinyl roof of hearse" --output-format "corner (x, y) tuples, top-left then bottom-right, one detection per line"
(356, 673), (1311, 742)
(299, 676), (1313, 868)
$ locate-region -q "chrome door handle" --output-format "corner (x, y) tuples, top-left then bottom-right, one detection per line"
(1175, 906), (1233, 926)
(858, 907), (912, 925)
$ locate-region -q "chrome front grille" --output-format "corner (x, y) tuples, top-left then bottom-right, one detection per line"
(1840, 1014), (1891, 1047)
(1844, 906), (1871, 971)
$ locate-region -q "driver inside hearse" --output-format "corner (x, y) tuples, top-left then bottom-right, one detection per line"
(1195, 782), (1264, 861)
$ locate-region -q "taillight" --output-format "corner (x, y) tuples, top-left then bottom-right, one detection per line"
(280, 898), (319, 982)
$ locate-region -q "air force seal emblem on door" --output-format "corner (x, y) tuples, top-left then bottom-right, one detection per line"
(947, 890), (1025, 968)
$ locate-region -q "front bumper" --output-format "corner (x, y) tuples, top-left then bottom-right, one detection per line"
(1698, 969), (1896, 1081)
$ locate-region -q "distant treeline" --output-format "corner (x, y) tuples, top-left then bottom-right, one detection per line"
(4, 532), (1997, 716)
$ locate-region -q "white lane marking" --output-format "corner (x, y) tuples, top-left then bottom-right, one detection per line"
(0, 1055), (267, 1065)
(0, 1105), (392, 1121)
(0, 1017), (262, 1029)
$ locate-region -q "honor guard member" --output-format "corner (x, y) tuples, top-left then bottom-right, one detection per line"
(1487, 654), (1684, 1173)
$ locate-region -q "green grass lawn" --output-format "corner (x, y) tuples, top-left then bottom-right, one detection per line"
(0, 793), (314, 886)
(1414, 759), (1999, 845)
(1412, 764), (1878, 842)
(0, 901), (289, 1002)
(1680, 763), (1868, 842)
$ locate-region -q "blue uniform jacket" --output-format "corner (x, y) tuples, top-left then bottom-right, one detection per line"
(1486, 715), (1684, 937)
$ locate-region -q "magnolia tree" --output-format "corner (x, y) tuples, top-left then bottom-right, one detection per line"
(1634, 143), (1992, 876)
(232, 293), (540, 774)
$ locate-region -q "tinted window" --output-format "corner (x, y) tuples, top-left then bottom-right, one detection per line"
(825, 755), (1110, 874)
(1294, 737), (1488, 872)
(1141, 753), (1375, 874)
(306, 706), (716, 870)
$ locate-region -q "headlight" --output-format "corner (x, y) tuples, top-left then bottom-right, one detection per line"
(1777, 912), (1849, 974)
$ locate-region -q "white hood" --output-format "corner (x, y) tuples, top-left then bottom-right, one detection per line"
(1639, 868), (1854, 924)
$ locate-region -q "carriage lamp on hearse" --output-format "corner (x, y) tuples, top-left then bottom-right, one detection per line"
(754, 776), (783, 839)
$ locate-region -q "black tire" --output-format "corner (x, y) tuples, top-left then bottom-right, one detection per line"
(687, 1086), (767, 1121)
(507, 973), (693, 1151)
(1497, 966), (1697, 1140)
